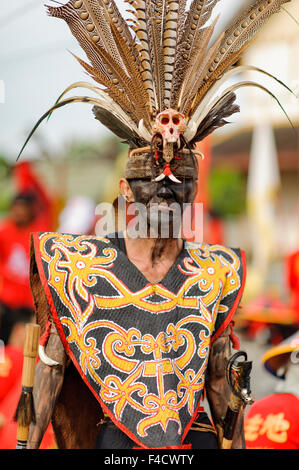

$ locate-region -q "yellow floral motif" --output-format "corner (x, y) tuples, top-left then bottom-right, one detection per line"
(137, 366), (181, 437)
(100, 364), (147, 420)
(40, 233), (241, 321)
(40, 233), (116, 328)
(60, 316), (209, 430)
(103, 326), (142, 373)
(94, 271), (201, 313)
(173, 356), (208, 415)
(182, 243), (241, 316)
(197, 329), (210, 358)
(141, 332), (172, 358)
(62, 318), (102, 374)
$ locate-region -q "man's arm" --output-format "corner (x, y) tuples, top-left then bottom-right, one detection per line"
(27, 326), (67, 449)
(205, 325), (245, 449)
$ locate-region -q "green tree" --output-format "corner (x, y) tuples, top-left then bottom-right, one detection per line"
(209, 166), (246, 218)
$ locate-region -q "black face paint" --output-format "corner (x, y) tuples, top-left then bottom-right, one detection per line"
(128, 178), (197, 208)
(127, 178), (197, 238)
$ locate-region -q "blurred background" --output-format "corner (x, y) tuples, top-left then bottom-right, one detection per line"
(0, 0), (298, 449)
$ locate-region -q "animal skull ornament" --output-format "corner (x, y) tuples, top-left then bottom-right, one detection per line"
(152, 109), (186, 183)
(153, 109), (186, 148)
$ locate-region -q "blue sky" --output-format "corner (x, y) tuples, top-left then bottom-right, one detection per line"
(0, 0), (252, 161)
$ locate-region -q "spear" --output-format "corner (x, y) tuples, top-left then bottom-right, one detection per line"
(14, 323), (40, 449)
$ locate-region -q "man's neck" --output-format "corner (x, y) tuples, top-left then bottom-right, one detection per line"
(123, 232), (183, 283)
(124, 232), (182, 260)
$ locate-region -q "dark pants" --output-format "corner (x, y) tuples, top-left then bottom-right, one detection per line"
(94, 412), (218, 449)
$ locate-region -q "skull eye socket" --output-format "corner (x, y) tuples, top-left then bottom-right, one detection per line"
(161, 116), (170, 125)
(172, 116), (181, 125)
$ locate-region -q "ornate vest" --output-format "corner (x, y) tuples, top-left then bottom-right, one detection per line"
(31, 232), (246, 449)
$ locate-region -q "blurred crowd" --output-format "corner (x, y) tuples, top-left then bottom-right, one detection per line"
(238, 254), (299, 449)
(0, 161), (96, 449)
(0, 160), (298, 449)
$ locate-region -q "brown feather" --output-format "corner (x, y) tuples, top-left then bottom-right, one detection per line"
(162, 0), (180, 108)
(189, 43), (247, 114)
(171, 0), (218, 106)
(176, 0), (188, 44)
(109, 20), (152, 125)
(46, 0), (292, 146)
(17, 94), (137, 161)
(47, 2), (113, 61)
(47, 3), (112, 80)
(196, 0), (291, 106)
(71, 53), (137, 120)
(129, 0), (155, 109)
(92, 106), (141, 144)
(100, 0), (135, 48)
(148, 5), (165, 114)
(183, 32), (224, 116)
(83, 2), (125, 66)
(176, 17), (219, 110)
(190, 92), (240, 144)
(47, 1), (144, 107)
(77, 30), (149, 122)
(180, 0), (217, 48)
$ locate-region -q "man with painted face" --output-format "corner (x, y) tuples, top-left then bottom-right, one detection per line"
(19, 0), (289, 451)
(117, 152), (198, 268)
(27, 148), (246, 450)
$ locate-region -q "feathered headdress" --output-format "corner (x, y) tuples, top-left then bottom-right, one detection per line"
(18, 0), (294, 182)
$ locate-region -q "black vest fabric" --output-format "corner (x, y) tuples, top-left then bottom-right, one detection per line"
(32, 232), (246, 448)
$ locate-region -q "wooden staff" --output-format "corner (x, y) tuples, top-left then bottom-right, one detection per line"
(220, 351), (254, 449)
(14, 323), (40, 449)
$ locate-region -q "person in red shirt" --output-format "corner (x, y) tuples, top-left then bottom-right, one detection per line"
(0, 162), (53, 345)
(245, 330), (299, 449)
(13, 161), (53, 234)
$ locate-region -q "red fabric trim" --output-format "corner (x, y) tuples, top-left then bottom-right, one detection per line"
(39, 316), (52, 347)
(211, 249), (246, 344)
